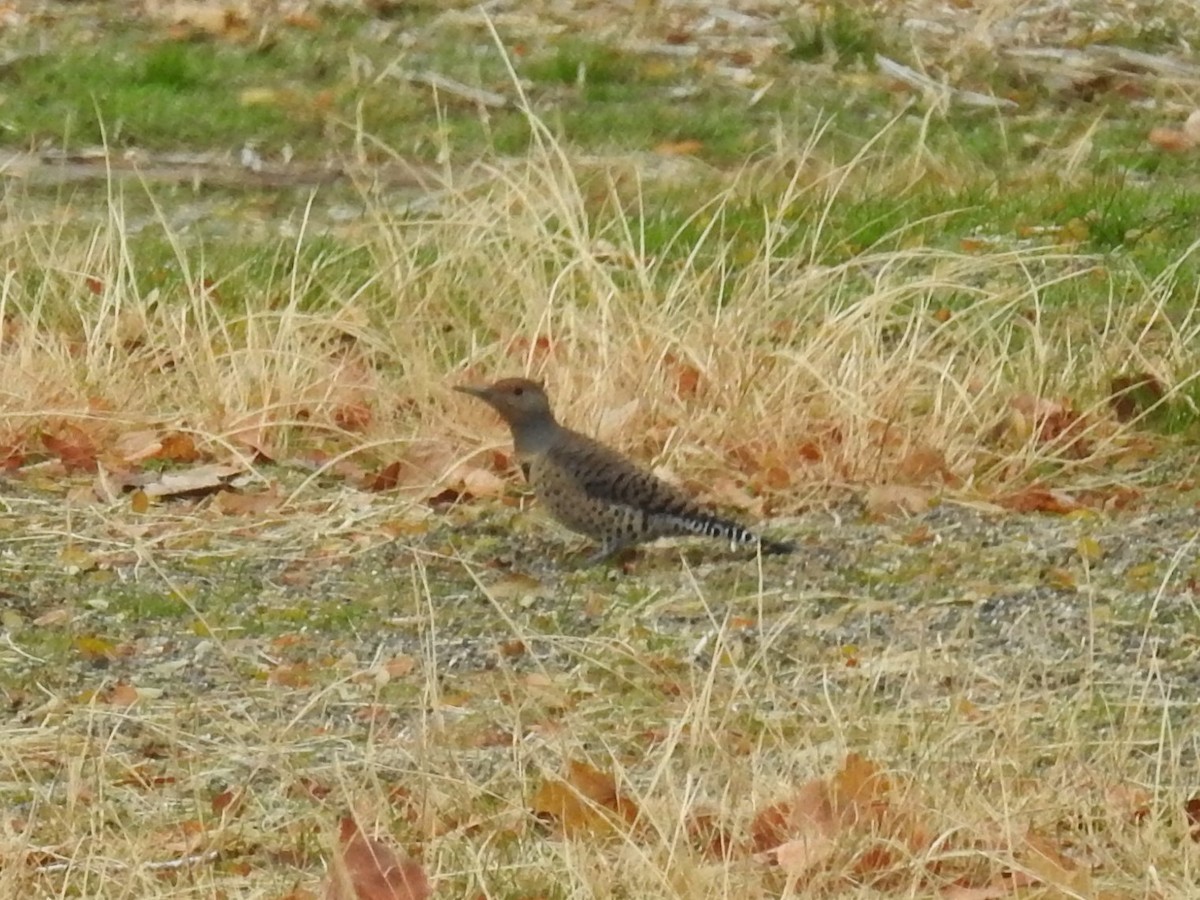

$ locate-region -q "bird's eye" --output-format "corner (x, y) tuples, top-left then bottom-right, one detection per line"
(513, 387), (524, 396)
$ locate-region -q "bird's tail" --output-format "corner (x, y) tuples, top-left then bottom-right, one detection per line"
(652, 512), (794, 554)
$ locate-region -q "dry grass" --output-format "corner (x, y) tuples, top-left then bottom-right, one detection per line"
(4, 122), (1198, 506)
(3, 547), (1198, 897)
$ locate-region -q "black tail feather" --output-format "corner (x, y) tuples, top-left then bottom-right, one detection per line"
(653, 512), (793, 554)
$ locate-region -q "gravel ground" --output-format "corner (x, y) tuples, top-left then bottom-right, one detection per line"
(4, 484), (1199, 701)
(3, 481), (1199, 894)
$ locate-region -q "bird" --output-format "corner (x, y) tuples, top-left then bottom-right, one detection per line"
(455, 377), (794, 564)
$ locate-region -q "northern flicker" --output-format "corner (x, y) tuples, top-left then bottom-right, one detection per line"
(455, 377), (794, 563)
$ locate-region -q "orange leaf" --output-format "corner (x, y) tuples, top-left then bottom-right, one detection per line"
(370, 461), (403, 492)
(530, 761), (640, 837)
(1148, 126), (1196, 152)
(334, 403), (373, 432)
(269, 663), (313, 688)
(323, 817), (430, 900)
(212, 787), (246, 818)
(750, 778), (833, 854)
(998, 487), (1079, 514)
(159, 432), (201, 462)
(42, 426), (98, 472)
(106, 682), (139, 707)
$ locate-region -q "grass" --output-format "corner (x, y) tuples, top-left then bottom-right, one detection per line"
(4, 0), (1200, 897)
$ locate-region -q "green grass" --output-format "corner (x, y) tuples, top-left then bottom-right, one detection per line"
(784, 2), (889, 67)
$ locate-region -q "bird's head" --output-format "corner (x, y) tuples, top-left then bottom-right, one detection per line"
(455, 377), (555, 430)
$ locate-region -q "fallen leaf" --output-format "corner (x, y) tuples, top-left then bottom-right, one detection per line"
(269, 663), (313, 688)
(42, 426), (98, 472)
(1148, 126), (1196, 152)
(455, 466), (507, 499)
(115, 430), (164, 463)
(1108, 373), (1165, 422)
(751, 754), (928, 885)
(370, 461), (402, 492)
(998, 487), (1079, 514)
(334, 402), (373, 432)
(34, 608), (72, 627)
(284, 11), (323, 29)
(704, 477), (764, 516)
(105, 682), (139, 707)
(212, 787), (247, 818)
(323, 817), (430, 900)
(864, 484), (934, 517)
(160, 432), (201, 462)
(531, 760), (640, 837)
(685, 809), (736, 859)
(213, 485), (282, 516)
(896, 446), (949, 482)
(140, 463), (243, 498)
(1185, 794), (1200, 841)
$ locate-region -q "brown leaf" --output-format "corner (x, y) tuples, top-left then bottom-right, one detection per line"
(704, 477), (764, 516)
(42, 426), (98, 472)
(269, 663), (313, 688)
(1185, 794), (1200, 841)
(751, 777), (834, 855)
(864, 484), (933, 517)
(685, 809), (736, 859)
(752, 754), (928, 885)
(115, 430), (165, 463)
(324, 817), (430, 900)
(213, 485), (282, 516)
(334, 403), (373, 433)
(1148, 126), (1196, 152)
(0, 444), (25, 470)
(160, 432), (201, 462)
(370, 461), (403, 492)
(1008, 394), (1090, 456)
(531, 761), (640, 837)
(997, 486), (1079, 514)
(896, 446), (950, 482)
(454, 466), (507, 499)
(212, 787), (246, 818)
(1109, 373), (1165, 423)
(284, 11), (323, 29)
(105, 682), (139, 707)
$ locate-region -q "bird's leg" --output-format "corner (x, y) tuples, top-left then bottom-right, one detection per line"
(582, 539), (633, 567)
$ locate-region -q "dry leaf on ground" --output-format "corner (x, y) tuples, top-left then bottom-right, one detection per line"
(323, 817), (430, 900)
(531, 760), (641, 837)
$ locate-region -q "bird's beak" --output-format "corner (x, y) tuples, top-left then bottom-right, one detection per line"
(454, 384), (488, 398)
